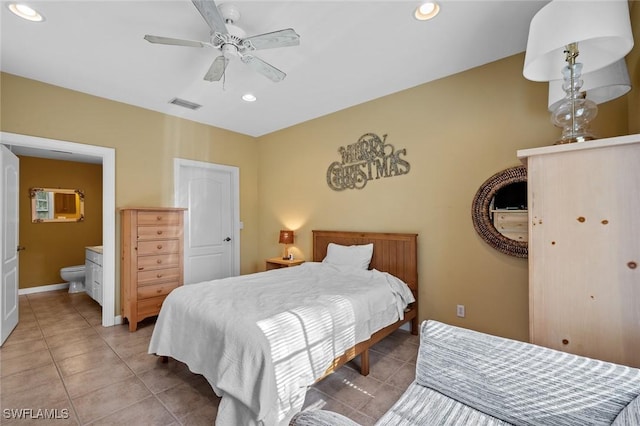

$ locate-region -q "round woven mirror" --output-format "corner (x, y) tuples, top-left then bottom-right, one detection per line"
(471, 165), (528, 258)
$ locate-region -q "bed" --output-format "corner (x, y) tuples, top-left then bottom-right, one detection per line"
(148, 230), (418, 426)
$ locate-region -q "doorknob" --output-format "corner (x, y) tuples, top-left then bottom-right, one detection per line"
(17, 245), (26, 251)
(223, 237), (231, 242)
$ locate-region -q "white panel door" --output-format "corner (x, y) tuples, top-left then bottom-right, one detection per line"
(176, 160), (239, 284)
(0, 145), (19, 346)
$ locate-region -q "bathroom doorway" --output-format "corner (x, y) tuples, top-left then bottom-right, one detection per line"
(0, 132), (116, 327)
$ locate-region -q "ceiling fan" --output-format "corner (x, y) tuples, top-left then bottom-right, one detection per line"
(144, 0), (300, 83)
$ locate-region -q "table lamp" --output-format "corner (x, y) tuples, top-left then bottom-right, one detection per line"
(523, 0), (634, 144)
(279, 230), (294, 260)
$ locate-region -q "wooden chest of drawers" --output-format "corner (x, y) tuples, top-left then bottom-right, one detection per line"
(491, 209), (528, 242)
(120, 207), (186, 331)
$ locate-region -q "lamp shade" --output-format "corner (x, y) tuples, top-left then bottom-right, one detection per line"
(279, 230), (294, 245)
(548, 59), (631, 111)
(523, 0), (634, 82)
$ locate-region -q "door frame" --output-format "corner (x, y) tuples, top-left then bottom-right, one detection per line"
(173, 158), (241, 278)
(0, 132), (116, 327)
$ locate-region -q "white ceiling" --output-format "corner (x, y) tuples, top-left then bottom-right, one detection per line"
(1, 0), (549, 138)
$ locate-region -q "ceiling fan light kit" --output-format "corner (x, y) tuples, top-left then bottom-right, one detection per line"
(144, 0), (300, 83)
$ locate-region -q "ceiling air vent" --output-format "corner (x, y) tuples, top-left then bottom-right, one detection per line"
(169, 97), (202, 110)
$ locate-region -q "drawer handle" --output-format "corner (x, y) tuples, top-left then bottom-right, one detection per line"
(157, 216), (162, 221)
(157, 230), (163, 235)
(562, 339), (569, 345)
(156, 289), (162, 293)
(157, 273), (163, 278)
(157, 244), (163, 250)
(156, 259), (162, 264)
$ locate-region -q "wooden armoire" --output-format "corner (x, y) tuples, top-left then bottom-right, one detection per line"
(518, 134), (640, 368)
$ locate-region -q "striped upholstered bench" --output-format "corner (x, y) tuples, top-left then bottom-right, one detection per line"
(291, 320), (640, 426)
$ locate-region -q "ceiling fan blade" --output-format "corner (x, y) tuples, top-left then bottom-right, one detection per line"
(242, 28), (300, 50)
(241, 55), (286, 82)
(144, 35), (211, 48)
(191, 0), (227, 34)
(204, 55), (229, 82)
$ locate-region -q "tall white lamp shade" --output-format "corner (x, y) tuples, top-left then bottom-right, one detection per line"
(523, 0), (634, 82)
(548, 59), (631, 111)
(523, 0), (634, 143)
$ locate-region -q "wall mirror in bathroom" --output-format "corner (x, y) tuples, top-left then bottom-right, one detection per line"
(30, 187), (85, 223)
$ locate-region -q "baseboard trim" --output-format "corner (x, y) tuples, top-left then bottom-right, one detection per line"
(113, 315), (123, 325)
(19, 283), (69, 295)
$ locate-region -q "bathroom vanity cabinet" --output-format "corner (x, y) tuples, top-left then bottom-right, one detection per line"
(85, 246), (103, 306)
(120, 207), (186, 331)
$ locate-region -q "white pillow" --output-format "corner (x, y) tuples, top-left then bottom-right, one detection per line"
(322, 242), (374, 270)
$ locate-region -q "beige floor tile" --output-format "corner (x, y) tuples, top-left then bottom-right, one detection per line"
(349, 410), (377, 426)
(0, 363), (61, 396)
(108, 336), (151, 359)
(357, 383), (406, 420)
(17, 308), (37, 321)
(0, 337), (48, 361)
(44, 326), (100, 349)
(1, 324), (43, 348)
(347, 350), (404, 383)
(122, 351), (167, 374)
(0, 348), (53, 377)
(63, 360), (134, 398)
(56, 346), (120, 377)
(156, 381), (214, 420)
(50, 334), (110, 362)
(302, 388), (356, 419)
(88, 396), (177, 426)
(180, 403), (218, 426)
(313, 366), (384, 411)
(79, 310), (102, 326)
(72, 376), (151, 424)
(40, 318), (91, 338)
(137, 363), (192, 394)
(93, 323), (132, 339)
(385, 362), (416, 390)
(371, 334), (419, 362)
(2, 372), (68, 412)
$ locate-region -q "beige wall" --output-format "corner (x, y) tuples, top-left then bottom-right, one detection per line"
(18, 156), (102, 288)
(257, 51), (632, 341)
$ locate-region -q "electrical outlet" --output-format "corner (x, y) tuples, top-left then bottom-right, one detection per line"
(456, 304), (465, 318)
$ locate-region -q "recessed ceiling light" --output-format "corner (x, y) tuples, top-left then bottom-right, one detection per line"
(8, 3), (44, 22)
(242, 93), (257, 102)
(414, 2), (440, 21)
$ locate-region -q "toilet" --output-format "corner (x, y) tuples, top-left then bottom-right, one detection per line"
(60, 265), (86, 293)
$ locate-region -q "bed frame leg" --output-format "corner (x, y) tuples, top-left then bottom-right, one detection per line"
(411, 316), (419, 335)
(360, 349), (370, 376)
(161, 356), (168, 364)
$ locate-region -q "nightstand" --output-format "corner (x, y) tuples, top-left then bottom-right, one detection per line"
(266, 257), (305, 270)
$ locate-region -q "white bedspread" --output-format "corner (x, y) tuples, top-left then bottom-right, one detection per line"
(148, 262), (415, 426)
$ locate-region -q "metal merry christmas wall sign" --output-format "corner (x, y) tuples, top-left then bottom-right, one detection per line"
(326, 133), (410, 191)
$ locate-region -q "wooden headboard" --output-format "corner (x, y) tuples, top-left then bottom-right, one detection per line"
(312, 230), (418, 295)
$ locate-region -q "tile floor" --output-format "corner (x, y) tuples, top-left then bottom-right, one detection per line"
(0, 290), (419, 425)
